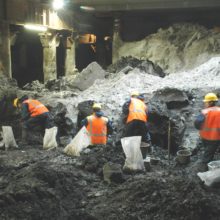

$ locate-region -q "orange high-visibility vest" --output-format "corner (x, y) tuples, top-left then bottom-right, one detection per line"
(200, 106), (220, 141)
(23, 99), (49, 117)
(126, 98), (147, 123)
(86, 115), (108, 145)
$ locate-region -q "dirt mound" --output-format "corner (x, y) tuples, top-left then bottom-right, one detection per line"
(79, 144), (125, 175)
(1, 142), (220, 220)
(107, 56), (165, 77)
(0, 149), (96, 220)
(23, 80), (47, 92)
(87, 172), (220, 220)
(116, 23), (220, 73)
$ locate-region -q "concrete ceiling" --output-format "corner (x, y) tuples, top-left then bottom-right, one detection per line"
(73, 0), (220, 12)
(69, 0), (220, 37)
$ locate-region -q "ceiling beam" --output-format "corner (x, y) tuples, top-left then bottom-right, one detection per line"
(73, 0), (220, 12)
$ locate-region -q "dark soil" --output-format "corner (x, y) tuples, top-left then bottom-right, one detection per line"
(1, 143), (220, 220)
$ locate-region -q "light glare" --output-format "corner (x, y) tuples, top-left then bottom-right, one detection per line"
(80, 6), (95, 11)
(53, 0), (64, 10)
(24, 24), (47, 32)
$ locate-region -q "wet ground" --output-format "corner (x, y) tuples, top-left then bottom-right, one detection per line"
(1, 144), (220, 220)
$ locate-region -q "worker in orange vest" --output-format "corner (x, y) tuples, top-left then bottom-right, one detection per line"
(13, 95), (53, 144)
(194, 92), (220, 170)
(81, 103), (113, 146)
(122, 91), (151, 151)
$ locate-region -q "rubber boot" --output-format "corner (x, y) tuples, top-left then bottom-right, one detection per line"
(21, 128), (29, 145)
(140, 142), (149, 159)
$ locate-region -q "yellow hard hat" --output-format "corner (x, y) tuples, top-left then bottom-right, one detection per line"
(92, 103), (101, 109)
(13, 98), (19, 107)
(203, 93), (218, 102)
(131, 91), (139, 97)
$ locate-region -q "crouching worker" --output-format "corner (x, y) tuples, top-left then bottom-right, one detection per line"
(81, 103), (113, 146)
(194, 93), (220, 171)
(13, 95), (53, 144)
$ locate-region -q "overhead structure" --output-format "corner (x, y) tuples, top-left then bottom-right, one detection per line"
(73, 0), (220, 11)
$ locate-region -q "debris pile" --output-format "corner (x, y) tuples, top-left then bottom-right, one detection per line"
(107, 56), (165, 77)
(23, 80), (47, 92)
(1, 146), (220, 220)
(86, 172), (220, 220)
(116, 23), (220, 73)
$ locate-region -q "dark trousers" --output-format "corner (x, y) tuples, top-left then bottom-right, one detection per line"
(23, 112), (53, 132)
(123, 120), (150, 143)
(202, 139), (220, 163)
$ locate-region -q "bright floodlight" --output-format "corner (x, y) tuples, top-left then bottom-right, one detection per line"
(24, 24), (47, 32)
(53, 0), (64, 10)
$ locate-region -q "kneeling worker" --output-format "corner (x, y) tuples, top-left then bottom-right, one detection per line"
(81, 103), (113, 145)
(13, 95), (53, 144)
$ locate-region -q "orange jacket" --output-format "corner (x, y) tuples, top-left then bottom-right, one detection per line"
(86, 114), (108, 145)
(23, 99), (49, 117)
(200, 106), (220, 141)
(126, 98), (147, 123)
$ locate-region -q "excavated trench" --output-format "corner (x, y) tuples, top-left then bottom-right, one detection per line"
(1, 68), (220, 219)
(1, 22), (220, 219)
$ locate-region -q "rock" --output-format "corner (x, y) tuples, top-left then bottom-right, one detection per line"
(107, 56), (165, 77)
(137, 60), (166, 77)
(148, 88), (189, 152)
(51, 102), (75, 137)
(72, 62), (106, 91)
(118, 66), (133, 74)
(77, 100), (94, 131)
(103, 162), (124, 184)
(22, 80), (46, 92)
(84, 156), (99, 172)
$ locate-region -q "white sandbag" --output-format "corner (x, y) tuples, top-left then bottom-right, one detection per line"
(121, 136), (145, 171)
(197, 168), (220, 187)
(64, 126), (91, 157)
(2, 126), (18, 150)
(208, 160), (220, 170)
(43, 127), (58, 150)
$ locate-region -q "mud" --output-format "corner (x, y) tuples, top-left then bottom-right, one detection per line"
(1, 143), (220, 220)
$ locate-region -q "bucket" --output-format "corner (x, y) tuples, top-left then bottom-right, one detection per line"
(150, 157), (160, 165)
(176, 150), (191, 164)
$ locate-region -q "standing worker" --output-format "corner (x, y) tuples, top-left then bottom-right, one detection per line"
(194, 93), (220, 171)
(81, 103), (113, 146)
(122, 91), (151, 150)
(13, 95), (53, 144)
